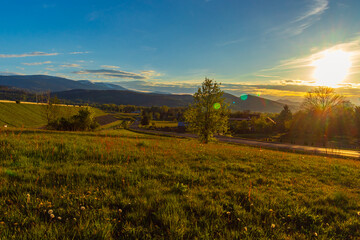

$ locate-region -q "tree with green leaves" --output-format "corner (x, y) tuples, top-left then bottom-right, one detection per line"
(140, 111), (152, 126)
(184, 78), (229, 143)
(277, 105), (292, 132)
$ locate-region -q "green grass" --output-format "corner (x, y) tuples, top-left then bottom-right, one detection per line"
(0, 102), (105, 128)
(0, 128), (359, 239)
(98, 120), (124, 130)
(110, 113), (138, 121)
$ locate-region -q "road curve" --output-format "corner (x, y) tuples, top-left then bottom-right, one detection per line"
(129, 125), (360, 159)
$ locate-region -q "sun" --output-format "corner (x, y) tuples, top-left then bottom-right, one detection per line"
(312, 49), (352, 87)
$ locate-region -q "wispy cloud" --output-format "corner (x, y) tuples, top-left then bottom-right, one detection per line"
(268, 0), (329, 36)
(61, 64), (81, 68)
(0, 52), (59, 58)
(22, 61), (52, 66)
(294, 0), (328, 22)
(288, 0), (328, 35)
(0, 71), (24, 76)
(69, 51), (90, 55)
(72, 69), (161, 80)
(101, 65), (120, 69)
(217, 38), (247, 47)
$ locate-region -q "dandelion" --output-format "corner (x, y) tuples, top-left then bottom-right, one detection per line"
(269, 209), (273, 213)
(314, 232), (318, 237)
(57, 217), (62, 220)
(26, 194), (30, 203)
(50, 214), (55, 219)
(80, 206), (85, 211)
(226, 211), (231, 215)
(0, 222), (5, 225)
(357, 211), (360, 216)
(73, 218), (77, 221)
(48, 210), (53, 215)
(271, 223), (276, 228)
(244, 226), (247, 231)
(118, 209), (122, 213)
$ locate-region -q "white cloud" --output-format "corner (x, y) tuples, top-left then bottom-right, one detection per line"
(69, 51), (89, 55)
(268, 0), (329, 36)
(72, 69), (162, 80)
(217, 38), (247, 47)
(0, 71), (24, 76)
(0, 52), (59, 58)
(101, 65), (120, 69)
(60, 64), (81, 68)
(288, 0), (328, 35)
(294, 0), (328, 22)
(22, 61), (52, 66)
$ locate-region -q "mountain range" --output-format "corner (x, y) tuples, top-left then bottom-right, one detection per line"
(0, 75), (127, 92)
(0, 75), (292, 113)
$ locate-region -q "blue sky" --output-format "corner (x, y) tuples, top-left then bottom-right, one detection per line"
(1, 0), (360, 102)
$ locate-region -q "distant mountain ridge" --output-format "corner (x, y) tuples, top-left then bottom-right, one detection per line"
(0, 75), (127, 92)
(0, 74), (289, 113)
(54, 89), (287, 113)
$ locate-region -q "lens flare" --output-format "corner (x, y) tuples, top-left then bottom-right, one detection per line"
(240, 94), (248, 101)
(213, 103), (221, 110)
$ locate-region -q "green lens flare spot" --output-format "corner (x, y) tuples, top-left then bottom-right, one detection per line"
(213, 103), (221, 110)
(240, 94), (248, 101)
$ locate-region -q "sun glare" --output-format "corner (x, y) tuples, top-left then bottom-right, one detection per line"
(312, 49), (352, 87)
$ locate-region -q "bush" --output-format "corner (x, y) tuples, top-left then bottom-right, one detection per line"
(48, 107), (99, 131)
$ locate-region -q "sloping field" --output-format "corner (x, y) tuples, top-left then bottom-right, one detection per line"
(0, 129), (359, 239)
(0, 102), (105, 128)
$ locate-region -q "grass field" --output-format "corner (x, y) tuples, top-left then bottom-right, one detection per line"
(147, 121), (178, 128)
(0, 102), (105, 128)
(0, 128), (359, 239)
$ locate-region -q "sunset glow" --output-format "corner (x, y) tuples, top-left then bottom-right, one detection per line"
(312, 50), (352, 87)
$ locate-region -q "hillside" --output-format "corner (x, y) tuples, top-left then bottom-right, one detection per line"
(0, 75), (127, 92)
(224, 93), (288, 113)
(54, 89), (287, 113)
(54, 89), (194, 107)
(0, 101), (105, 128)
(1, 128), (359, 239)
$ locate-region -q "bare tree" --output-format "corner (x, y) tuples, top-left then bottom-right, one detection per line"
(301, 87), (344, 114)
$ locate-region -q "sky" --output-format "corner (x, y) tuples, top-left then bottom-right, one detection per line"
(1, 0), (360, 103)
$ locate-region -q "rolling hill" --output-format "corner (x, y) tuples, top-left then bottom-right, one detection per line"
(0, 101), (105, 128)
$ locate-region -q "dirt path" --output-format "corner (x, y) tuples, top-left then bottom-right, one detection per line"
(130, 123), (360, 159)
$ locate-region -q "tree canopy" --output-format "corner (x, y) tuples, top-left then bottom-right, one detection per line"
(184, 78), (229, 143)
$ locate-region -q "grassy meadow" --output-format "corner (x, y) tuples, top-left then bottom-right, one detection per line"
(0, 127), (359, 239)
(150, 121), (178, 128)
(0, 102), (105, 128)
